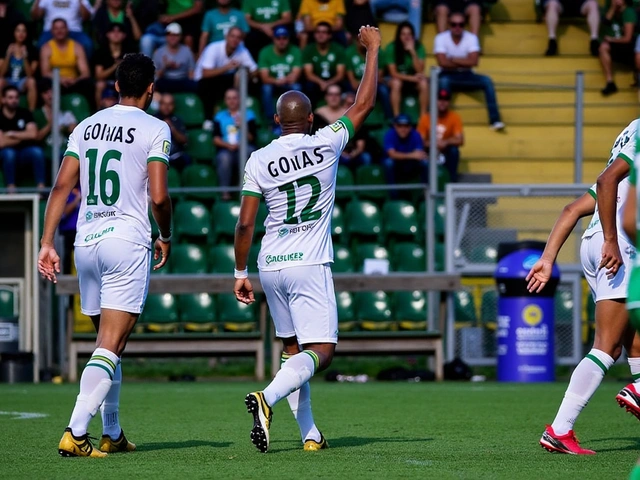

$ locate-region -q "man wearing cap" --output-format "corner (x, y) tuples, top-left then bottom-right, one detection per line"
(153, 22), (197, 93)
(258, 25), (302, 133)
(199, 0), (249, 54)
(417, 88), (463, 182)
(382, 113), (428, 194)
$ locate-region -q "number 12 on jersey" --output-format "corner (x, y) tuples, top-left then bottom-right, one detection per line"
(85, 148), (122, 206)
(278, 175), (322, 225)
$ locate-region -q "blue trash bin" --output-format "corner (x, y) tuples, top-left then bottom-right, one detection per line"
(495, 241), (559, 382)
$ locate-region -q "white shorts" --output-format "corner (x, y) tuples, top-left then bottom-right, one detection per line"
(260, 264), (338, 344)
(75, 238), (151, 316)
(580, 231), (634, 302)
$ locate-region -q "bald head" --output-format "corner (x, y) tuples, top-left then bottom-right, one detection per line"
(275, 91), (313, 133)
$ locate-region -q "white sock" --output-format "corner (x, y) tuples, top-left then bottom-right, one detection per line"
(263, 350), (317, 407)
(101, 362), (122, 439)
(68, 348), (119, 437)
(628, 358), (640, 384)
(281, 354), (321, 442)
(551, 349), (614, 435)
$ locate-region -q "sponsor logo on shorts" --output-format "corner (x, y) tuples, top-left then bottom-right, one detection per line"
(265, 252), (304, 265)
(85, 211), (116, 222)
(84, 226), (115, 242)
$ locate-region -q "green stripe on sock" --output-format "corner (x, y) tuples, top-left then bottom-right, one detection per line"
(302, 350), (320, 371)
(86, 362), (114, 380)
(91, 355), (117, 371)
(586, 353), (608, 374)
(280, 352), (293, 366)
(632, 372), (640, 381)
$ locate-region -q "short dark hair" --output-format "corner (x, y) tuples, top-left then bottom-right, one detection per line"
(316, 21), (332, 32)
(115, 53), (155, 99)
(51, 17), (68, 27)
(2, 85), (19, 97)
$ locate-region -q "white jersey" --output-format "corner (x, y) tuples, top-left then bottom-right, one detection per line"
(583, 119), (637, 241)
(242, 116), (354, 271)
(65, 104), (171, 248)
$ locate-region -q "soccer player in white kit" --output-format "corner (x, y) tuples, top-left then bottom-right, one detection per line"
(233, 26), (381, 454)
(527, 119), (640, 454)
(37, 53), (173, 457)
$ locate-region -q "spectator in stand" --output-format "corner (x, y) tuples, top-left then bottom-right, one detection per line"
(369, 0), (422, 39)
(199, 0), (249, 55)
(435, 13), (504, 130)
(346, 38), (392, 118)
(155, 93), (191, 171)
(195, 26), (258, 122)
(385, 20), (428, 118)
(314, 84), (344, 125)
(40, 18), (95, 110)
(416, 88), (463, 182)
(0, 0), (27, 70)
(31, 0), (94, 57)
(297, 0), (347, 48)
(60, 185), (81, 273)
(434, 0), (482, 36)
(599, 0), (637, 95)
(139, 0), (204, 54)
(153, 23), (197, 93)
(382, 113), (428, 190)
(337, 89), (372, 169)
(0, 22), (38, 111)
(94, 23), (133, 108)
(542, 0), (600, 56)
(213, 87), (256, 200)
(345, 0), (377, 42)
(93, 0), (142, 46)
(302, 22), (346, 106)
(34, 77), (77, 149)
(243, 0), (292, 61)
(258, 25), (301, 133)
(0, 85), (45, 193)
(100, 86), (118, 109)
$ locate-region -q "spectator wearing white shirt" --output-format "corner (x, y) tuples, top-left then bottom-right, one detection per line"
(434, 12), (504, 131)
(31, 0), (94, 57)
(194, 26), (258, 120)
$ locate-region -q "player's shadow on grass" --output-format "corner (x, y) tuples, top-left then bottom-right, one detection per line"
(271, 436), (433, 452)
(137, 440), (231, 452)
(588, 437), (640, 452)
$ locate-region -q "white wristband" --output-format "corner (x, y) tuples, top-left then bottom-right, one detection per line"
(234, 268), (248, 279)
(158, 232), (172, 243)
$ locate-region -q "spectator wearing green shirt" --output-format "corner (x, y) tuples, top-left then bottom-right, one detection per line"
(385, 21), (428, 117)
(139, 0), (203, 54)
(243, 0), (292, 60)
(258, 25), (302, 132)
(198, 0), (248, 56)
(599, 0), (637, 95)
(302, 22), (346, 106)
(346, 40), (392, 119)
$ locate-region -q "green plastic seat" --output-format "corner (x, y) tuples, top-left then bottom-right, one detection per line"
(186, 129), (215, 163)
(354, 243), (389, 272)
(210, 201), (240, 243)
(392, 242), (425, 272)
(395, 290), (427, 330)
(331, 203), (345, 241)
(180, 293), (217, 332)
(0, 169), (4, 188)
(435, 241), (445, 272)
(168, 167), (181, 189)
(453, 289), (478, 326)
(555, 290), (573, 324)
(383, 200), (419, 241)
(61, 94), (91, 121)
(336, 291), (357, 331)
(469, 242), (498, 264)
(254, 201), (269, 240)
(217, 293), (257, 332)
(257, 127), (277, 147)
(480, 290), (498, 330)
(171, 244), (207, 274)
(248, 244), (261, 270)
(181, 163), (217, 201)
(245, 96), (262, 125)
(356, 291), (394, 330)
(208, 244), (236, 273)
(332, 244), (354, 273)
(140, 293), (179, 332)
(174, 201), (210, 242)
(173, 93), (205, 128)
(336, 164), (355, 203)
(364, 100), (386, 129)
(355, 165), (388, 201)
(401, 95), (420, 124)
(346, 200), (382, 242)
(0, 286), (17, 319)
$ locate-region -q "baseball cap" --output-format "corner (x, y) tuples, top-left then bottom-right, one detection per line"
(273, 26), (289, 37)
(438, 88), (451, 100)
(102, 87), (117, 100)
(394, 113), (412, 126)
(165, 22), (182, 35)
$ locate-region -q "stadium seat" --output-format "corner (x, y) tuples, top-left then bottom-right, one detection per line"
(0, 286), (17, 319)
(248, 244), (261, 270)
(356, 291), (394, 330)
(0, 170), (4, 188)
(332, 244), (354, 273)
(336, 291), (357, 331)
(469, 242), (498, 264)
(180, 293), (217, 332)
(245, 96), (263, 125)
(383, 200), (419, 242)
(555, 290), (573, 324)
(254, 201), (269, 240)
(435, 241), (445, 272)
(435, 198), (446, 237)
(257, 127), (277, 147)
(61, 94), (91, 121)
(401, 95), (420, 124)
(208, 244), (236, 273)
(210, 201), (240, 243)
(453, 289), (478, 326)
(148, 207), (159, 238)
(139, 293), (180, 333)
(168, 167), (181, 189)
(181, 163), (217, 202)
(331, 203), (345, 241)
(354, 243), (389, 272)
(480, 290), (498, 330)
(186, 130), (216, 163)
(335, 164), (354, 203)
(392, 242), (426, 272)
(355, 165), (388, 201)
(217, 293), (257, 332)
(173, 201), (210, 243)
(395, 290), (427, 330)
(346, 200), (382, 242)
(173, 93), (205, 128)
(364, 101), (386, 129)
(171, 244), (207, 274)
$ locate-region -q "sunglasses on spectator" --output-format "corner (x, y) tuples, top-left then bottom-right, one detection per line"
(450, 22), (465, 27)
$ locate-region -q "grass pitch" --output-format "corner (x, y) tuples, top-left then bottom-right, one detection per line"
(1, 381), (639, 479)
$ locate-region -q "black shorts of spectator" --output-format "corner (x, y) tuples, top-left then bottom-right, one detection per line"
(434, 0), (483, 36)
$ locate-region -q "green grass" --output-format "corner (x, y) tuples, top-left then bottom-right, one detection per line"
(1, 381), (639, 479)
